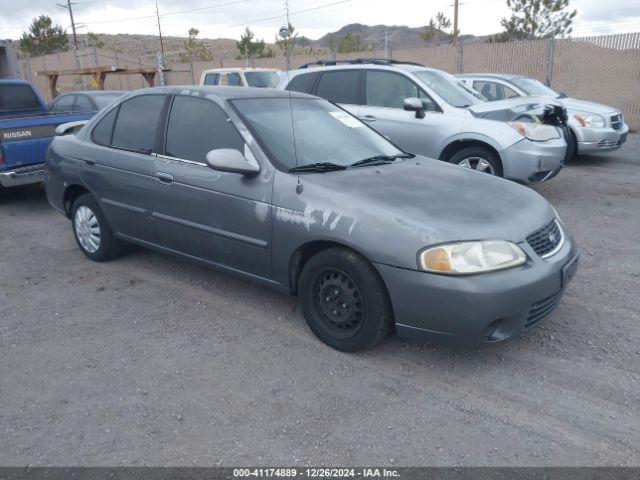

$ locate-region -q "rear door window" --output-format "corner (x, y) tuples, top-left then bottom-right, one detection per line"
(164, 96), (245, 163)
(50, 94), (76, 112)
(473, 80), (502, 101)
(222, 73), (242, 86)
(315, 70), (361, 105)
(285, 72), (319, 94)
(75, 94), (94, 111)
(203, 73), (220, 85)
(111, 95), (165, 153)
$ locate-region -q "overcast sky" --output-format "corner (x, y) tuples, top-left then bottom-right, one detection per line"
(2, 0), (639, 42)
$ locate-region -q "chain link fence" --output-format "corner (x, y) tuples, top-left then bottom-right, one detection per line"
(18, 32), (640, 130)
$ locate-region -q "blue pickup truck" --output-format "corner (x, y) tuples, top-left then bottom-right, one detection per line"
(0, 80), (94, 189)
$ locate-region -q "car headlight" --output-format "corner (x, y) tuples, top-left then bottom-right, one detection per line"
(570, 111), (606, 128)
(419, 240), (527, 275)
(508, 122), (561, 141)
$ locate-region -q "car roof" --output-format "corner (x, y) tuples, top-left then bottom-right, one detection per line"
(58, 90), (126, 96)
(128, 85), (316, 101)
(287, 63), (441, 76)
(0, 79), (31, 85)
(202, 68), (279, 73)
(458, 73), (525, 81)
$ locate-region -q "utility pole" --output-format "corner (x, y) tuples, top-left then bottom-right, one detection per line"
(155, 1), (165, 57)
(58, 0), (85, 87)
(452, 0), (459, 46)
(283, 0), (292, 72)
(384, 31), (388, 59)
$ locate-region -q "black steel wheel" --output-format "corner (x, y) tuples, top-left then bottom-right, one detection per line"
(299, 247), (393, 351)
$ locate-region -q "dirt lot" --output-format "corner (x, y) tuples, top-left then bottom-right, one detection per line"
(1, 138), (639, 467)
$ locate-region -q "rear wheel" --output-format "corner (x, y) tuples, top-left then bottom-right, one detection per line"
(448, 146), (502, 177)
(71, 193), (122, 262)
(298, 248), (393, 352)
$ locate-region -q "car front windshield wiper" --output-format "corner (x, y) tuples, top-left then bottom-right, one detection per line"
(288, 162), (348, 173)
(350, 153), (414, 168)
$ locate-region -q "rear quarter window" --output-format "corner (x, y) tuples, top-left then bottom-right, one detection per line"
(91, 108), (117, 146)
(285, 72), (319, 94)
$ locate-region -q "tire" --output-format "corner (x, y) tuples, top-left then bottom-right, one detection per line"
(71, 193), (121, 262)
(448, 145), (503, 177)
(298, 247), (393, 352)
(564, 128), (577, 162)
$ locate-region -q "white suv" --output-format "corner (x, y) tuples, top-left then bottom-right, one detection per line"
(199, 68), (281, 88)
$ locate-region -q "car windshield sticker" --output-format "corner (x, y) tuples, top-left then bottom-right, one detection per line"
(329, 111), (363, 128)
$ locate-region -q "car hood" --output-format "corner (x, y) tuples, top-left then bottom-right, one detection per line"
(300, 157), (554, 251)
(467, 96), (566, 126)
(561, 97), (619, 115)
(467, 95), (562, 114)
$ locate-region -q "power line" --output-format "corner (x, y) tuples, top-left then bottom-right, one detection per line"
(80, 0), (250, 25)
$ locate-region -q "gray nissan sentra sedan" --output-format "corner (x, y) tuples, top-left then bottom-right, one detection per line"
(45, 86), (579, 351)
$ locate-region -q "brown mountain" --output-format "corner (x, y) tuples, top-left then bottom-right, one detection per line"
(313, 23), (486, 50)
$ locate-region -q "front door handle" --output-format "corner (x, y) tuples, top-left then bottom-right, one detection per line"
(361, 115), (377, 123)
(156, 172), (174, 184)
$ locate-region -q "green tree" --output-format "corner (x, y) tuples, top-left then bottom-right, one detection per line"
(86, 32), (105, 49)
(337, 33), (366, 53)
(20, 15), (68, 56)
(236, 27), (266, 59)
(179, 28), (213, 62)
(489, 0), (577, 42)
(420, 12), (457, 46)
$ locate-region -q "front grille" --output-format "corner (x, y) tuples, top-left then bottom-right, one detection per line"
(597, 138), (623, 148)
(526, 219), (563, 258)
(610, 114), (623, 131)
(526, 290), (564, 329)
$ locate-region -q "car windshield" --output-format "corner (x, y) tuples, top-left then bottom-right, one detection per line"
(512, 77), (560, 98)
(414, 70), (484, 108)
(92, 93), (125, 109)
(245, 71), (280, 88)
(231, 97), (403, 171)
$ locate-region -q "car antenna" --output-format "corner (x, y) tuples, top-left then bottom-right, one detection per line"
(280, 4), (302, 194)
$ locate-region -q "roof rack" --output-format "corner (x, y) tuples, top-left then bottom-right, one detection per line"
(298, 58), (424, 69)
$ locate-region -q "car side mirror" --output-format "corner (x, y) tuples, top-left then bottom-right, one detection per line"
(55, 120), (88, 136)
(404, 97), (425, 119)
(205, 148), (260, 176)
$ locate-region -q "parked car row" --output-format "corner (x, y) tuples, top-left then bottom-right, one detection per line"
(457, 74), (629, 158)
(278, 60), (569, 184)
(6, 57), (626, 351)
(0, 80), (123, 189)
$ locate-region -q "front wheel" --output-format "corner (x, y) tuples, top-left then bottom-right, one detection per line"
(71, 193), (122, 262)
(448, 146), (502, 177)
(298, 248), (393, 352)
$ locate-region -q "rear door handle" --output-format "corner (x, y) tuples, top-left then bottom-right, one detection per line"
(361, 115), (377, 123)
(82, 157), (96, 166)
(156, 172), (174, 184)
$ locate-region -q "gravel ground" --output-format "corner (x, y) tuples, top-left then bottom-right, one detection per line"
(1, 138), (639, 467)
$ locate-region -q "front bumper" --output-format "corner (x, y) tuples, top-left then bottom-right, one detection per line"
(501, 136), (566, 184)
(575, 123), (629, 154)
(0, 163), (47, 188)
(375, 228), (578, 346)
